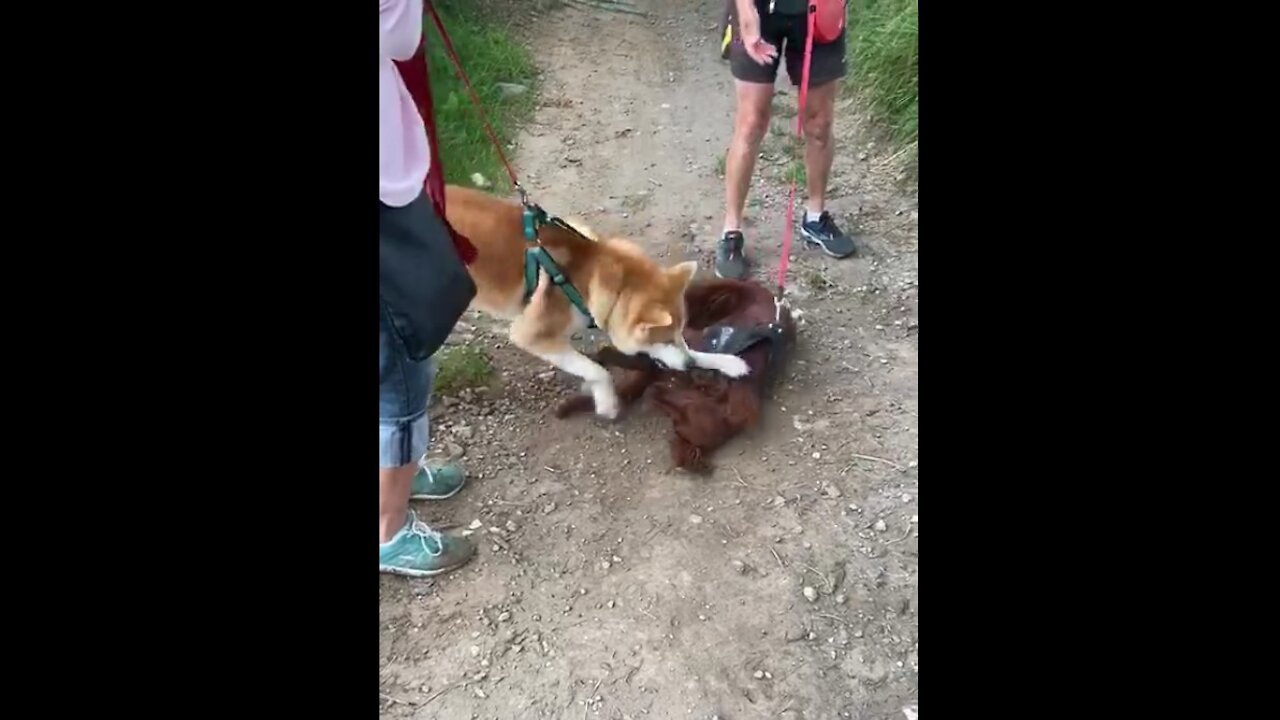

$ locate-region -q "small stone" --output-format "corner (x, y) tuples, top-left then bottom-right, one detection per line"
(579, 588), (587, 596)
(474, 687), (487, 699)
(468, 519), (483, 530)
(823, 483), (843, 498)
(602, 560), (612, 570)
(836, 593), (847, 605)
(607, 600), (615, 609)
(495, 82), (528, 98)
(854, 629), (864, 638)
(764, 671), (773, 680)
(698, 614), (707, 621)
(803, 586), (818, 602)
(812, 451), (821, 460)
(874, 519), (887, 532)
(506, 520), (518, 532)
(542, 502), (557, 515)
(753, 670), (764, 679)
(910, 515), (919, 524)
(470, 645), (480, 656)
(689, 514), (704, 524)
(453, 424), (474, 440)
(731, 560), (746, 574)
(498, 611), (511, 622)
(901, 494), (912, 503)
(612, 555), (622, 563)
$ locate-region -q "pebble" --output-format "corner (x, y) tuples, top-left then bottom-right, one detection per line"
(602, 560), (612, 570)
(468, 519), (483, 530)
(731, 560), (746, 573)
(901, 494), (912, 503)
(495, 82), (528, 98)
(753, 670), (764, 679)
(542, 502), (557, 515)
(498, 611), (510, 622)
(836, 593), (847, 605)
(874, 519), (888, 532)
(470, 645), (480, 657)
(803, 586), (819, 602)
(689, 514), (704, 524)
(506, 520), (518, 532)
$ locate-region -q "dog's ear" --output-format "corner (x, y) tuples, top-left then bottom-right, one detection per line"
(666, 260), (698, 290)
(637, 307), (674, 332)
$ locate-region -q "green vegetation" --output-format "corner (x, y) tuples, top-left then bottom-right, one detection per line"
(845, 0), (918, 165)
(434, 345), (494, 394)
(424, 0), (538, 191)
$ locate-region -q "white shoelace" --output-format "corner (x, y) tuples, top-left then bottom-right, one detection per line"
(406, 511), (443, 557)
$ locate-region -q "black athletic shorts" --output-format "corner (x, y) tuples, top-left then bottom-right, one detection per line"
(728, 8), (847, 87)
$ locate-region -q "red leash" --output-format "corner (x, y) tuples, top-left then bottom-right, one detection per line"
(776, 5), (818, 299)
(423, 1), (524, 197)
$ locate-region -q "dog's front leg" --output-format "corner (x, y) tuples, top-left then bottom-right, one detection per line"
(516, 337), (619, 419)
(647, 341), (750, 378)
(538, 348), (619, 419)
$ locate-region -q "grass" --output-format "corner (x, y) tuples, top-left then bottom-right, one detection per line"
(434, 345), (494, 394)
(845, 0), (918, 167)
(424, 0), (538, 192)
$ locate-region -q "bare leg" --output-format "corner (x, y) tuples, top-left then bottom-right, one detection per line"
(379, 464), (415, 543)
(802, 80), (838, 215)
(723, 80), (776, 232)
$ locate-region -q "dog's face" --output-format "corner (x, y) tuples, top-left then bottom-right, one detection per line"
(608, 260), (698, 357)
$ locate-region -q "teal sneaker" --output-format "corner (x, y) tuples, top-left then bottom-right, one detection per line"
(411, 461), (467, 500)
(379, 512), (475, 578)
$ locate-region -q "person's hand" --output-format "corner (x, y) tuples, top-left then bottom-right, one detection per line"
(737, 6), (778, 66)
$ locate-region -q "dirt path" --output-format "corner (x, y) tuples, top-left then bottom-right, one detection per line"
(380, 1), (919, 718)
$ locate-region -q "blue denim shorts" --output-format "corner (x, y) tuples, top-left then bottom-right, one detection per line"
(379, 302), (435, 468)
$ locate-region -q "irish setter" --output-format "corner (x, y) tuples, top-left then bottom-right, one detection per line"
(556, 278), (796, 473)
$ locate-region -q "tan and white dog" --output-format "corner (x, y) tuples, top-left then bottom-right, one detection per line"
(444, 185), (749, 418)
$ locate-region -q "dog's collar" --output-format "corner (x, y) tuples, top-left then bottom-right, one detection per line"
(522, 204), (597, 328)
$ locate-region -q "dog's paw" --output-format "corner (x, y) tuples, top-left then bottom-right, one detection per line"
(715, 354), (751, 378)
(593, 388), (620, 420)
(595, 399), (620, 420)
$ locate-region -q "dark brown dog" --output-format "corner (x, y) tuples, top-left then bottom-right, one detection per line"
(556, 278), (796, 473)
